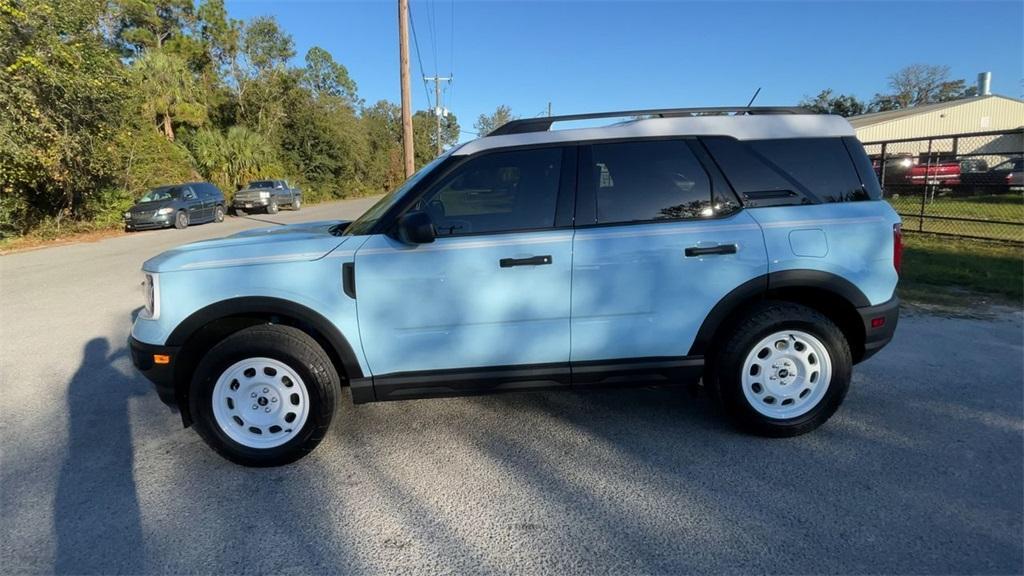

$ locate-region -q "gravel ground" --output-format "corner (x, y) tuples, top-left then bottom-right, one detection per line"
(1, 198), (1022, 575)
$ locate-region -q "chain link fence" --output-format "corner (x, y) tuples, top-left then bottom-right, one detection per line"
(862, 129), (1024, 243)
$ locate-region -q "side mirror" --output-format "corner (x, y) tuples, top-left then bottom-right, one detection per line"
(396, 211), (436, 244)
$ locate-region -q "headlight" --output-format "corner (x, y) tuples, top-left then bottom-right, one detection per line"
(156, 207), (174, 215)
(259, 191), (270, 199)
(140, 273), (160, 319)
(124, 211), (132, 219)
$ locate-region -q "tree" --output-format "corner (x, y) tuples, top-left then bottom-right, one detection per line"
(870, 64), (978, 111)
(799, 89), (867, 117)
(190, 126), (278, 193)
(241, 16), (294, 74)
(361, 100), (405, 192)
(413, 110), (460, 165)
(111, 0), (195, 54)
(133, 50), (207, 140)
(303, 47), (359, 106)
(234, 17), (295, 136)
(196, 0), (240, 69)
(474, 105), (516, 136)
(0, 0), (456, 239)
(278, 84), (369, 199)
(0, 0), (132, 233)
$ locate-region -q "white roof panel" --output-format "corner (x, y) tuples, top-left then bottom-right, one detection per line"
(454, 114), (855, 156)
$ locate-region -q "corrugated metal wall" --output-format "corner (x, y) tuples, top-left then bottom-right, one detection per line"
(854, 97), (1024, 145)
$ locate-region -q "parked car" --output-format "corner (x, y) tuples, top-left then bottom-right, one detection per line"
(871, 154), (915, 187)
(124, 182), (225, 231)
(232, 179), (302, 214)
(958, 157), (1023, 194)
(906, 160), (960, 187)
(129, 107), (901, 466)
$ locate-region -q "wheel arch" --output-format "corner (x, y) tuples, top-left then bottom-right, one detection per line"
(167, 297), (363, 426)
(690, 270), (870, 364)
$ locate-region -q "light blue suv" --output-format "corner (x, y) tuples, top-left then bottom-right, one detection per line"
(130, 107), (901, 466)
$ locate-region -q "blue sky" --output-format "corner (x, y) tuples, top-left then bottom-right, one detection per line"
(226, 1), (1024, 140)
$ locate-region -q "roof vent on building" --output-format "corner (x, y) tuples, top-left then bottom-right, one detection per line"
(977, 72), (992, 96)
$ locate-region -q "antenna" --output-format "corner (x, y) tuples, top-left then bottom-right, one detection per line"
(746, 87), (762, 108)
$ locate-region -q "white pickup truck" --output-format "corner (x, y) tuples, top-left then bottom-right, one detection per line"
(231, 179), (302, 214)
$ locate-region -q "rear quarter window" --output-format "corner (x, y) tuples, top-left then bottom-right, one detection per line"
(703, 136), (873, 205)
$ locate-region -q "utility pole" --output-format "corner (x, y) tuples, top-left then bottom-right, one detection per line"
(424, 75), (451, 155)
(547, 101), (552, 117)
(398, 0), (414, 177)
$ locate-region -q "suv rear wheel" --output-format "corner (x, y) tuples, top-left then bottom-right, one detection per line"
(710, 301), (851, 437)
(189, 325), (338, 466)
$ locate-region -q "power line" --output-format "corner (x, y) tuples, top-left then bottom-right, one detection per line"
(447, 0), (455, 111)
(407, 1), (433, 109)
(426, 0), (439, 75)
(449, 0), (454, 76)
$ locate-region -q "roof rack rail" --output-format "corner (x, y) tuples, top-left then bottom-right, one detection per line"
(488, 106), (812, 136)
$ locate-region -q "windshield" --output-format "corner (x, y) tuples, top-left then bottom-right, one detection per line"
(139, 186), (179, 202)
(344, 154), (450, 236)
(248, 180), (276, 189)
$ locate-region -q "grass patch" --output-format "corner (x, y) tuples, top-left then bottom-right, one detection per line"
(900, 234), (1023, 307)
(887, 193), (1024, 242)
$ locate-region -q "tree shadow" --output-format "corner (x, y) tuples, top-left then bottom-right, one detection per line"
(53, 338), (148, 574)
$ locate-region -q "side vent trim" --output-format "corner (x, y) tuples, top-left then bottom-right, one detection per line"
(342, 263), (356, 299)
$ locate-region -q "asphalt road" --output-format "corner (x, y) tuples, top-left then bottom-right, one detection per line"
(1, 198), (1022, 575)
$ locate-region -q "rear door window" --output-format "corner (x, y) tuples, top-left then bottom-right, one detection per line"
(588, 140), (715, 224)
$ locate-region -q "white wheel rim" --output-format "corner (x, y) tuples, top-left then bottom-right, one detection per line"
(212, 357), (310, 449)
(741, 330), (832, 419)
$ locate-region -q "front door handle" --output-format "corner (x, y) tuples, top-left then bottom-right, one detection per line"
(684, 244), (738, 257)
(500, 255), (552, 268)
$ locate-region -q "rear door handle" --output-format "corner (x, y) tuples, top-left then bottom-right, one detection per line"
(685, 244), (738, 257)
(500, 255), (552, 268)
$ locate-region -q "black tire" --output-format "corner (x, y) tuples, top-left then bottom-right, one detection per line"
(174, 210), (189, 229)
(214, 205), (225, 222)
(708, 301), (851, 437)
(189, 325), (339, 467)
(267, 199), (279, 214)
(232, 207), (246, 216)
(292, 196), (301, 210)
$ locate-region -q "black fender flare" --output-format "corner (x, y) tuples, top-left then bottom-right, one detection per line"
(168, 296), (364, 380)
(688, 270), (869, 356)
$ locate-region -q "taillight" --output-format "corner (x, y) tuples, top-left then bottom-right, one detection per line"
(893, 223), (903, 273)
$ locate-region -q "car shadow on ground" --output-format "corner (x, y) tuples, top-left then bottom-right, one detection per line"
(335, 378), (1023, 574)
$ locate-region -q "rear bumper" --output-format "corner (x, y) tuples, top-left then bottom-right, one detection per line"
(129, 336), (180, 407)
(857, 296), (899, 362)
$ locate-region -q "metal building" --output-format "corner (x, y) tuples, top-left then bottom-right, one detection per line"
(849, 94), (1024, 145)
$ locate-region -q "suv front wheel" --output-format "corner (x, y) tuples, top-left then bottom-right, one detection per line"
(190, 325), (338, 466)
(710, 302), (851, 437)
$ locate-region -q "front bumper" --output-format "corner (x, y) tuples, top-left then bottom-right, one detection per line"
(129, 336), (180, 407)
(125, 214), (172, 230)
(856, 296), (899, 362)
(233, 198), (269, 209)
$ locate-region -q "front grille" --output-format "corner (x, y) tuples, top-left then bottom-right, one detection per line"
(235, 191), (264, 202)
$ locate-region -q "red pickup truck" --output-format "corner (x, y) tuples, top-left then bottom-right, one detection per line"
(906, 161), (961, 186)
